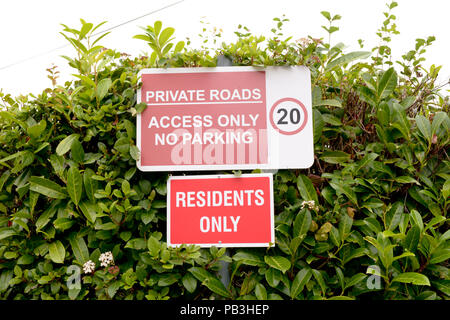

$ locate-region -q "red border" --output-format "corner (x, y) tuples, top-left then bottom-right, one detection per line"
(269, 97), (308, 135)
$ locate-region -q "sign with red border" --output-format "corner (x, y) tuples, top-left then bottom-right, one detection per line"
(137, 66), (313, 171)
(167, 174), (274, 247)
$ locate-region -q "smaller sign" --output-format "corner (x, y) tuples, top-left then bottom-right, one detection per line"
(167, 174), (274, 247)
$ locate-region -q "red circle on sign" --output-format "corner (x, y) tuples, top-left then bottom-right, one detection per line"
(269, 97), (308, 135)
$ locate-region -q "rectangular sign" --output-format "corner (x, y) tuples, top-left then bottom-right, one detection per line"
(137, 66), (313, 171)
(167, 174), (274, 247)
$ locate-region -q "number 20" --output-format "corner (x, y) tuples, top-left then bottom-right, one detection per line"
(277, 108), (301, 125)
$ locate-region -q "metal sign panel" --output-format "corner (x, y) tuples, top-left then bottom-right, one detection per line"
(137, 66), (313, 171)
(167, 174), (274, 247)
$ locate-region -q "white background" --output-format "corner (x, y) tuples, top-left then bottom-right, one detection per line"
(0, 0), (448, 97)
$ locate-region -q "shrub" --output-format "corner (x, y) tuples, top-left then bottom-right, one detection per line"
(0, 2), (448, 300)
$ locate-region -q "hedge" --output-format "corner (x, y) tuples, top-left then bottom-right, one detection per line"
(0, 2), (449, 300)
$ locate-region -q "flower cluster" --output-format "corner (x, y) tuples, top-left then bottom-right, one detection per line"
(99, 251), (114, 267)
(301, 200), (319, 211)
(296, 37), (314, 48)
(82, 251), (115, 274)
(82, 260), (95, 274)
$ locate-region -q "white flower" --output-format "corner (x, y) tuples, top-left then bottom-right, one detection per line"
(99, 251), (114, 267)
(301, 200), (319, 211)
(83, 260), (96, 274)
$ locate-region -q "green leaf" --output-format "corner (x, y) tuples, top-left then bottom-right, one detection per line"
(320, 11), (331, 20)
(125, 238), (146, 250)
(293, 209), (312, 238)
(339, 213), (353, 239)
(432, 280), (450, 296)
(403, 226), (421, 252)
(182, 273), (197, 293)
(440, 229), (450, 242)
(49, 154), (65, 177)
(78, 201), (97, 223)
(355, 153), (378, 174)
(387, 202), (403, 231)
(0, 151), (25, 166)
(265, 268), (281, 288)
(130, 145), (140, 161)
(147, 236), (160, 257)
(313, 109), (324, 143)
(188, 267), (212, 282)
(409, 209), (424, 231)
(415, 115), (432, 142)
(431, 111), (448, 134)
(204, 276), (231, 298)
(255, 283), (267, 300)
(393, 252), (415, 261)
(0, 170), (11, 192)
(35, 201), (59, 231)
(107, 281), (121, 299)
(53, 218), (75, 232)
(114, 137), (130, 154)
(335, 267), (345, 291)
(29, 176), (67, 199)
(174, 41), (185, 54)
(329, 225), (341, 247)
(0, 228), (17, 240)
(158, 274), (179, 286)
(377, 67), (397, 101)
(133, 34), (151, 42)
(135, 102), (147, 114)
(290, 268), (312, 299)
(56, 134), (80, 156)
(312, 269), (327, 294)
(233, 251), (265, 267)
(322, 113), (342, 126)
(392, 103), (410, 140)
(424, 216), (446, 231)
(70, 139), (85, 163)
(48, 241), (65, 264)
(158, 27), (175, 47)
(430, 248), (450, 264)
(83, 168), (97, 202)
(297, 174), (319, 203)
(392, 272), (430, 286)
(29, 190), (39, 215)
(344, 273), (367, 290)
(343, 248), (368, 265)
(329, 181), (358, 206)
(320, 151), (351, 164)
(264, 256), (291, 274)
(67, 166), (83, 206)
(17, 255), (34, 265)
(79, 21), (93, 39)
(327, 296), (354, 300)
(27, 119), (47, 139)
(325, 51), (371, 71)
(290, 236), (304, 254)
(96, 78), (112, 101)
(121, 180), (131, 195)
(0, 111), (28, 130)
(69, 235), (89, 264)
(313, 99), (342, 108)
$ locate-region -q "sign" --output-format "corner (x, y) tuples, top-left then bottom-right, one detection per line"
(137, 66), (313, 171)
(167, 174), (274, 247)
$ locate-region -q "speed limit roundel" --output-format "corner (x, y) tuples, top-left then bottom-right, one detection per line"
(269, 97), (308, 135)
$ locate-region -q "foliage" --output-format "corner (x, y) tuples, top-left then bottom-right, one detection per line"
(0, 2), (449, 300)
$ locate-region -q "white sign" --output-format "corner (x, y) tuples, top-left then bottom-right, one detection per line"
(137, 66), (313, 171)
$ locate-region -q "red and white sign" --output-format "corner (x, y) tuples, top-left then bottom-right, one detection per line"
(137, 66), (313, 171)
(167, 174), (274, 247)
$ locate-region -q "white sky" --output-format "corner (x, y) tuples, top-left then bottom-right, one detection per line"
(0, 0), (448, 97)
